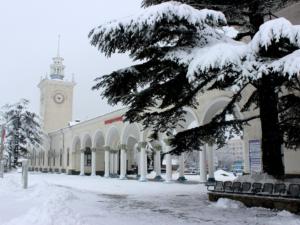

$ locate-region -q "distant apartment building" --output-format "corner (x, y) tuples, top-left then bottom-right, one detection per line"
(215, 139), (244, 171)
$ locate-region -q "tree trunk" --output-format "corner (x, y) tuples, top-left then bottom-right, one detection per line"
(248, 1), (264, 37)
(258, 75), (285, 177)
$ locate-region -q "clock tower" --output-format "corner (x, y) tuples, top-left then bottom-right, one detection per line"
(38, 39), (76, 133)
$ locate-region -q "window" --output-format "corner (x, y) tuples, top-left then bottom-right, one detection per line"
(85, 148), (92, 166)
(48, 152), (50, 167)
(53, 150), (55, 166)
(60, 149), (63, 167)
(67, 149), (70, 167)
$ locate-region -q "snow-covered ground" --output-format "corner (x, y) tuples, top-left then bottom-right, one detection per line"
(1, 172), (300, 225)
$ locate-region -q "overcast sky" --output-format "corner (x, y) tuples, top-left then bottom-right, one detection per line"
(0, 0), (142, 121)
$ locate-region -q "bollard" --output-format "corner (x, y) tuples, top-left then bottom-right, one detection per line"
(22, 159), (28, 189)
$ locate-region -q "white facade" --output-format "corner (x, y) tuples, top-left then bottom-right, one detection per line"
(30, 68), (300, 178)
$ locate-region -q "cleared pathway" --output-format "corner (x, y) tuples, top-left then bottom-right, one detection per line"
(0, 172), (300, 225)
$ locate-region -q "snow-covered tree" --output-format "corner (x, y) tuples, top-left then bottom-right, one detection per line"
(142, 0), (300, 40)
(89, 2), (227, 136)
(1, 99), (43, 167)
(89, 2), (300, 177)
(172, 17), (300, 177)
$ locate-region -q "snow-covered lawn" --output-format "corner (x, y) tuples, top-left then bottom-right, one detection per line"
(1, 172), (300, 225)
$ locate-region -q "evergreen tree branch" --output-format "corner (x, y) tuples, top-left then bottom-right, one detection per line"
(171, 115), (260, 154)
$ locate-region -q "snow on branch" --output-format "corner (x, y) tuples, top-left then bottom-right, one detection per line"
(92, 1), (226, 33)
(186, 18), (300, 83)
(89, 1), (226, 55)
(250, 18), (300, 53)
(187, 41), (247, 82)
(266, 50), (300, 79)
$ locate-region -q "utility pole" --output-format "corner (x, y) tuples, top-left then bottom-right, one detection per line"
(0, 126), (5, 178)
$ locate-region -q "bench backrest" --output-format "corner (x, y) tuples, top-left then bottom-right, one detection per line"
(224, 181), (233, 192)
(232, 182), (241, 192)
(241, 182), (251, 192)
(252, 182), (262, 193)
(262, 183), (273, 194)
(288, 184), (300, 198)
(214, 181), (224, 192)
(274, 183), (286, 194)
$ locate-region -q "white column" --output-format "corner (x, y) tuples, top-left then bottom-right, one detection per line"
(91, 148), (96, 176)
(137, 150), (141, 177)
(124, 149), (127, 173)
(109, 152), (114, 176)
(165, 153), (172, 182)
(113, 152), (118, 176)
(104, 147), (110, 178)
(199, 147), (207, 183)
(139, 142), (147, 182)
(22, 159), (28, 189)
(207, 144), (215, 182)
(154, 147), (162, 180)
(178, 153), (186, 182)
(163, 139), (173, 183)
(120, 145), (127, 180)
(79, 149), (85, 176)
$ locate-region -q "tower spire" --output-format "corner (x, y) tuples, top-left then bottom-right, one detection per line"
(50, 35), (65, 80)
(57, 34), (61, 57)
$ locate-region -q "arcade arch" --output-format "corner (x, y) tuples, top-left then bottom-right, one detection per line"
(120, 123), (141, 179)
(79, 133), (92, 175)
(71, 136), (81, 174)
(105, 127), (121, 177)
(199, 95), (245, 182)
(92, 130), (105, 175)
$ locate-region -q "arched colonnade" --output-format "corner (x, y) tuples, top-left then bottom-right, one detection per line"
(32, 92), (252, 183)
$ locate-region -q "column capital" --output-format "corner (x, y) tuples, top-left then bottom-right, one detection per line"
(153, 145), (162, 151)
(111, 149), (119, 154)
(138, 142), (147, 148)
(104, 146), (110, 151)
(80, 149), (85, 153)
(119, 144), (127, 150)
(91, 148), (97, 153)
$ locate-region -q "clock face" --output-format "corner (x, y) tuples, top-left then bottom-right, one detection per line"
(53, 93), (65, 104)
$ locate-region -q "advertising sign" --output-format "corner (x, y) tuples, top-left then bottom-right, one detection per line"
(249, 140), (262, 173)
